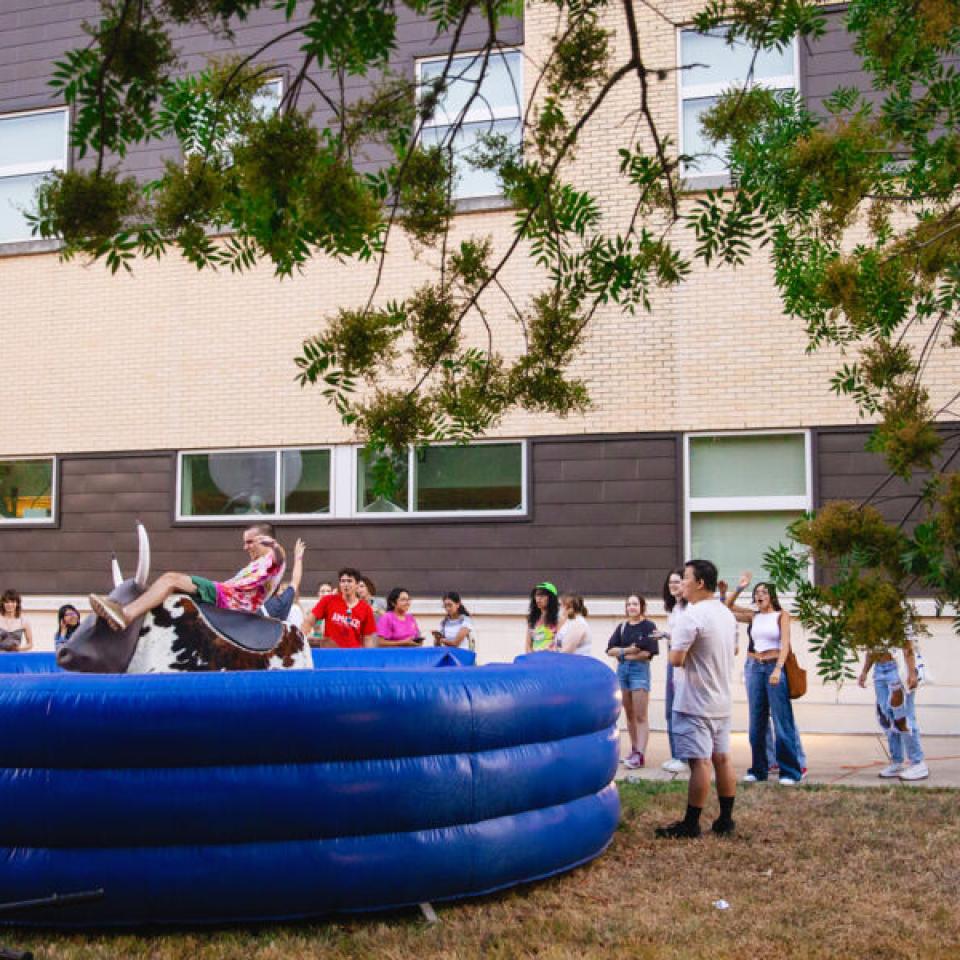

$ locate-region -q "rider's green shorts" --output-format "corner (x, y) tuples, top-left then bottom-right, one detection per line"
(190, 576), (218, 606)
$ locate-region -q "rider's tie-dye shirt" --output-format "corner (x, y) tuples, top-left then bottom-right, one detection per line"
(215, 549), (285, 613)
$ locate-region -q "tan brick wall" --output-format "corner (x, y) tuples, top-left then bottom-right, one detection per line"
(1, 0), (957, 456)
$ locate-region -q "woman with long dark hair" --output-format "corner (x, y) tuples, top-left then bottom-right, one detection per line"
(660, 569), (689, 773)
(433, 591), (475, 650)
(376, 587), (423, 647)
(54, 603), (81, 650)
(525, 582), (560, 652)
(725, 573), (804, 785)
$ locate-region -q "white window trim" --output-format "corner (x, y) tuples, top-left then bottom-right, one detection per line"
(350, 438), (528, 520)
(676, 28), (800, 181)
(176, 445), (334, 522)
(683, 429), (813, 568)
(0, 106), (69, 244)
(0, 455), (58, 526)
(415, 47), (523, 200)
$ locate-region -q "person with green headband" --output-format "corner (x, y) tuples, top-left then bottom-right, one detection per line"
(526, 582), (560, 653)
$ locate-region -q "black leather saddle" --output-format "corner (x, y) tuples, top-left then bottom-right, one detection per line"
(196, 603), (285, 652)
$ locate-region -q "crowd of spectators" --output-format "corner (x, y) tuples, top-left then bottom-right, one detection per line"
(2, 535), (931, 792)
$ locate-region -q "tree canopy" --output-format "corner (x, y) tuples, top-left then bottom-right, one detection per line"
(31, 0), (960, 669)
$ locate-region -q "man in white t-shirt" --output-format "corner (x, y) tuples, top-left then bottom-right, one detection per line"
(656, 558), (738, 839)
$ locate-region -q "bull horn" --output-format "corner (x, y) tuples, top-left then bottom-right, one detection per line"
(134, 523), (151, 589)
(111, 553), (124, 589)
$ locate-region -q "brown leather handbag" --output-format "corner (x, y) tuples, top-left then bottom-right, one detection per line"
(784, 651), (807, 699)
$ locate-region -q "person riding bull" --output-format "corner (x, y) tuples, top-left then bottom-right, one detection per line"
(90, 522), (285, 631)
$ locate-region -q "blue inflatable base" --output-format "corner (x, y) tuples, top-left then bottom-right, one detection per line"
(0, 649), (621, 927)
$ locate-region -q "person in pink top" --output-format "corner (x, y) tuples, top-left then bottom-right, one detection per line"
(376, 587), (423, 647)
(89, 522), (285, 631)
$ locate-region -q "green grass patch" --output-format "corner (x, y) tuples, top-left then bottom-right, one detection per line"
(3, 783), (958, 960)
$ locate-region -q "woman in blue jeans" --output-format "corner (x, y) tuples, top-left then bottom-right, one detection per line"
(660, 569), (688, 773)
(726, 577), (804, 785)
(858, 643), (928, 781)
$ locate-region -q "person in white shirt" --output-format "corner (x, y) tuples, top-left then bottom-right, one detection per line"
(556, 593), (593, 655)
(432, 591), (476, 651)
(656, 559), (738, 840)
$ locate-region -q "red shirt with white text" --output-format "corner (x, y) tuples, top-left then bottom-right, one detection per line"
(311, 593), (376, 648)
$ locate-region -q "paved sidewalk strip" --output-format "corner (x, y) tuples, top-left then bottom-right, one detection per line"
(617, 732), (960, 788)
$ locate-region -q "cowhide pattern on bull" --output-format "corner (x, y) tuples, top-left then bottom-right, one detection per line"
(126, 594), (313, 673)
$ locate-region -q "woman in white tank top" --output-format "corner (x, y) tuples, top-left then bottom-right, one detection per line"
(725, 575), (804, 785)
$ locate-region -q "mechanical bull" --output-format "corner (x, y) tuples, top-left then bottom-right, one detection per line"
(57, 525), (312, 673)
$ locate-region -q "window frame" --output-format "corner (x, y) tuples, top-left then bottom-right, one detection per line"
(683, 429), (813, 574)
(0, 106), (70, 244)
(350, 438), (529, 520)
(415, 46), (523, 201)
(175, 445), (334, 522)
(676, 27), (799, 185)
(0, 455), (58, 526)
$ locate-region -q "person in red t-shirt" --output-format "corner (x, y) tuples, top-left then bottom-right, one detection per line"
(303, 567), (377, 648)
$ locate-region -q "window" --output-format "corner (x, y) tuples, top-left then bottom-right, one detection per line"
(685, 432), (811, 578)
(355, 441), (526, 516)
(184, 77), (282, 163)
(356, 449), (409, 513)
(178, 441), (526, 521)
(252, 78), (282, 117)
(678, 28), (796, 178)
(0, 458), (56, 523)
(179, 448), (331, 519)
(0, 108), (68, 243)
(418, 49), (522, 200)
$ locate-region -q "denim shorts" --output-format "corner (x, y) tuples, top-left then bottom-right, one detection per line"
(617, 658), (651, 692)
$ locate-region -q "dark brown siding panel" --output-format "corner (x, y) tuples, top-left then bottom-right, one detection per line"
(815, 426), (958, 529)
(1, 3), (522, 184)
(801, 5), (959, 119)
(799, 6), (877, 118)
(0, 434), (681, 598)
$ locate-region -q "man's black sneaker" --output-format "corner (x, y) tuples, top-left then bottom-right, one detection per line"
(711, 817), (736, 837)
(654, 820), (701, 839)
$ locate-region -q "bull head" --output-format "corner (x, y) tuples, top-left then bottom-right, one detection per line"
(57, 524), (151, 673)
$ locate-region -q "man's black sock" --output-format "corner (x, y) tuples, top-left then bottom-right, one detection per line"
(718, 796), (735, 823)
(683, 804), (703, 828)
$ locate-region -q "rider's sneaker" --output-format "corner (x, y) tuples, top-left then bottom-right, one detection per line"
(899, 762), (929, 781)
(878, 763), (903, 778)
(89, 594), (127, 632)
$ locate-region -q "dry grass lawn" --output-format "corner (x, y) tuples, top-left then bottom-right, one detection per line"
(6, 781), (959, 960)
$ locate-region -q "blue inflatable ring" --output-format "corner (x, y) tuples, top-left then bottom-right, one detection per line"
(0, 649), (620, 927)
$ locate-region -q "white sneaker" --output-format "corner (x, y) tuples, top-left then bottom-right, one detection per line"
(899, 762), (929, 781)
(662, 758), (688, 773)
(878, 763), (903, 778)
(778, 776), (801, 786)
(742, 773), (759, 783)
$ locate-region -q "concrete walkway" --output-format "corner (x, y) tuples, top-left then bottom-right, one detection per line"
(617, 732), (960, 788)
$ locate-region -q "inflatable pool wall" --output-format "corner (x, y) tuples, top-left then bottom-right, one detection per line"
(0, 649), (620, 927)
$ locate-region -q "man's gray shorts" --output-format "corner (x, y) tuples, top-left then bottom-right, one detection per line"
(672, 710), (732, 760)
